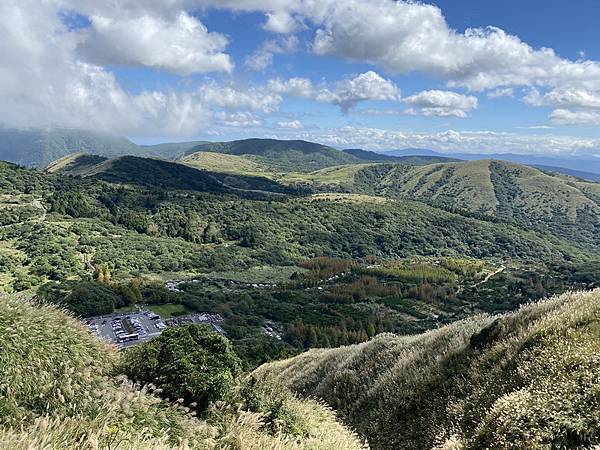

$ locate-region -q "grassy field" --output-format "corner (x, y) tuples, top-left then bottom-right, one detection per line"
(149, 303), (193, 318)
(280, 163), (372, 186)
(181, 151), (271, 176)
(310, 193), (389, 204)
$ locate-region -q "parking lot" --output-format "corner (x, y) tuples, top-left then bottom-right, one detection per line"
(86, 310), (167, 348)
(86, 309), (226, 348)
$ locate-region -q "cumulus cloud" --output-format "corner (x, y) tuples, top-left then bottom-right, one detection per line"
(316, 71), (401, 112)
(245, 35), (299, 71)
(202, 0), (600, 92)
(214, 111), (263, 127)
(524, 88), (600, 125)
(286, 126), (600, 155)
(263, 11), (300, 33)
(549, 109), (600, 125)
(524, 88), (600, 109)
(487, 88), (514, 99)
(403, 90), (478, 117)
(79, 12), (233, 75)
(198, 83), (282, 113)
(0, 0), (214, 137)
(5, 0), (600, 139)
(268, 71), (400, 112)
(277, 120), (304, 129)
(268, 77), (314, 97)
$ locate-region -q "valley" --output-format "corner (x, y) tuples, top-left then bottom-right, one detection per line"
(0, 136), (598, 449)
(0, 139), (598, 370)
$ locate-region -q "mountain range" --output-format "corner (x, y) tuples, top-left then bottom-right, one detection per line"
(385, 148), (600, 181)
(3, 127), (600, 182)
(2, 127), (599, 450)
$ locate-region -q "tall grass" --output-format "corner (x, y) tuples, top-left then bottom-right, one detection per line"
(0, 295), (366, 449)
(255, 289), (600, 449)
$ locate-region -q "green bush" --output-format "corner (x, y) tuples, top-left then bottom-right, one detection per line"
(121, 324), (243, 413)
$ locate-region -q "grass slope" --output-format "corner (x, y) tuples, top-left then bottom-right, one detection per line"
(0, 295), (366, 449)
(49, 154), (298, 196)
(256, 289), (600, 449)
(45, 153), (109, 176)
(187, 138), (361, 172)
(356, 159), (600, 249)
(182, 151), (270, 176)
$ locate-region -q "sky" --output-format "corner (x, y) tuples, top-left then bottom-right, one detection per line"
(2, 0), (600, 155)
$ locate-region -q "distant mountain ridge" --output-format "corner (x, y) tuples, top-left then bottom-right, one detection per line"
(342, 148), (459, 165)
(187, 138), (360, 172)
(385, 148), (600, 179)
(0, 128), (204, 168)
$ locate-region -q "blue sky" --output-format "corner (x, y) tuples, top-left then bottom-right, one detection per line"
(3, 0), (600, 154)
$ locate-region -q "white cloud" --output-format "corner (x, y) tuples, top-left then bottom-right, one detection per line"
(287, 126), (600, 155)
(524, 88), (600, 109)
(203, 0), (600, 92)
(0, 0), (213, 137)
(311, 2), (600, 91)
(316, 71), (401, 112)
(214, 111), (263, 127)
(245, 35), (299, 71)
(263, 11), (299, 33)
(268, 77), (314, 97)
(524, 88), (600, 125)
(487, 88), (514, 99)
(268, 71), (400, 112)
(549, 109), (600, 125)
(79, 12), (233, 75)
(403, 90), (478, 117)
(277, 120), (303, 129)
(198, 82), (282, 113)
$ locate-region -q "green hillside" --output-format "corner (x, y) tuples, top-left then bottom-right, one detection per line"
(48, 154), (298, 196)
(0, 128), (140, 168)
(355, 159), (600, 250)
(186, 138), (361, 172)
(256, 289), (600, 449)
(343, 148), (460, 165)
(182, 151), (271, 176)
(0, 128), (210, 168)
(45, 153), (109, 176)
(0, 294), (366, 449)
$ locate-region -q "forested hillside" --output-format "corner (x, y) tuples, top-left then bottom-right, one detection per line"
(256, 289), (600, 449)
(1, 144), (599, 449)
(2, 156), (599, 368)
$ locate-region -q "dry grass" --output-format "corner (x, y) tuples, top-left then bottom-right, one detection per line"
(256, 289), (600, 449)
(0, 295), (367, 449)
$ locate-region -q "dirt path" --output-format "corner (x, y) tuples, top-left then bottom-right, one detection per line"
(31, 198), (47, 221)
(473, 265), (506, 287)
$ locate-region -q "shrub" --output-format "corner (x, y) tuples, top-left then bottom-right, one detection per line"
(121, 324), (243, 413)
